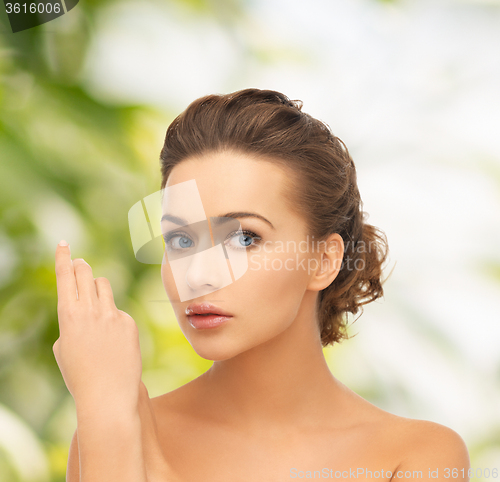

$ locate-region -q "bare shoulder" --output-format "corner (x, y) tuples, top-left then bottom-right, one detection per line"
(148, 381), (197, 423)
(347, 385), (469, 457)
(343, 386), (470, 478)
(389, 416), (469, 455)
(149, 383), (188, 410)
(382, 414), (471, 480)
(149, 375), (206, 415)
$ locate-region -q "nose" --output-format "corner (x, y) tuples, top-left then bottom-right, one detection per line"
(185, 246), (229, 292)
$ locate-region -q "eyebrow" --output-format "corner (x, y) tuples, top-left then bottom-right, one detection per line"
(161, 212), (275, 229)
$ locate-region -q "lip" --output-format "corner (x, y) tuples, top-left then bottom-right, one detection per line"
(187, 314), (233, 330)
(185, 302), (233, 330)
(185, 302), (233, 317)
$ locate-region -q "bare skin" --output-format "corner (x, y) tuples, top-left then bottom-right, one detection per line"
(153, 151), (470, 481)
(61, 150), (470, 481)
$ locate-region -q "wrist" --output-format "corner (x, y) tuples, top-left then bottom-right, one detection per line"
(75, 393), (140, 421)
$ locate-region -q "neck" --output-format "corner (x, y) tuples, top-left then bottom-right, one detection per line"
(196, 291), (346, 430)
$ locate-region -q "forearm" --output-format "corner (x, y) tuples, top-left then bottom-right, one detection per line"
(76, 403), (147, 482)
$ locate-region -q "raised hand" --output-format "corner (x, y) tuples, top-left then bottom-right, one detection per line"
(52, 240), (143, 413)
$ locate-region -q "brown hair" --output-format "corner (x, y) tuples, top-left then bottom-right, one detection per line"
(159, 88), (390, 346)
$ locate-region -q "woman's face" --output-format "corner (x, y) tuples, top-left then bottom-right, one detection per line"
(161, 150), (325, 361)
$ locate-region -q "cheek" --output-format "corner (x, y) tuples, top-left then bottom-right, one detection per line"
(244, 251), (310, 322)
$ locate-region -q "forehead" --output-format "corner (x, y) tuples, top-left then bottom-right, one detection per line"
(165, 151), (292, 218)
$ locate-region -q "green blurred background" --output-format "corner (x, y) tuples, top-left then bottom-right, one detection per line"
(1, 0), (500, 480)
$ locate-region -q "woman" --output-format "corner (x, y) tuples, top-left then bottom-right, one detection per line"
(54, 89), (470, 481)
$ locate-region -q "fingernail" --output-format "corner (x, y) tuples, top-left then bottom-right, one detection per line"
(59, 240), (69, 246)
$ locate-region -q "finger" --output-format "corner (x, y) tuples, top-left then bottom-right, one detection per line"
(73, 258), (98, 303)
(95, 277), (115, 306)
(55, 241), (77, 305)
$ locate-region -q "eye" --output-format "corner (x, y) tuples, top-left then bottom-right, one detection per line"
(164, 233), (194, 250)
(225, 230), (261, 250)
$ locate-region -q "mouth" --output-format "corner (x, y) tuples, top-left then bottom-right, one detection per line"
(185, 302), (233, 317)
(185, 302), (233, 330)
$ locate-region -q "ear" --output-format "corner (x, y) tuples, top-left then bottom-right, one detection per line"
(307, 233), (344, 292)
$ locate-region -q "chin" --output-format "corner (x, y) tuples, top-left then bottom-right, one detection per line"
(186, 325), (290, 362)
(185, 328), (263, 361)
(189, 340), (243, 362)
